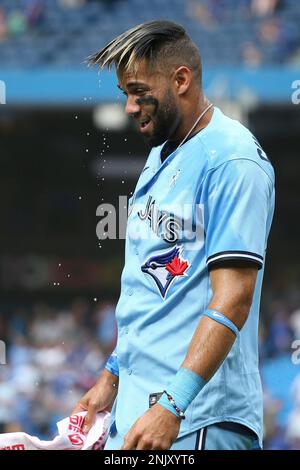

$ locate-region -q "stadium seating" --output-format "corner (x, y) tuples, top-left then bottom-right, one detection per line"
(0, 0), (299, 68)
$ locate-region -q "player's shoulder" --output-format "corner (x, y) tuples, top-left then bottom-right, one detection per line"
(198, 107), (274, 183)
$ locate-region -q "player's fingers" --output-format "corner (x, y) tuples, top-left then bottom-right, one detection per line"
(82, 404), (97, 434)
(121, 433), (138, 450)
(136, 437), (152, 450)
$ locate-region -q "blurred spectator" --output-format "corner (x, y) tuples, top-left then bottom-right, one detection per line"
(0, 370), (18, 434)
(257, 17), (294, 63)
(8, 335), (33, 368)
(251, 0), (282, 17)
(24, 0), (45, 28)
(290, 309), (300, 340)
(94, 0), (122, 10)
(0, 7), (8, 42)
(266, 303), (294, 357)
(9, 307), (27, 338)
(259, 17), (282, 45)
(286, 375), (300, 449)
(286, 408), (300, 449)
(187, 0), (223, 31)
(94, 301), (117, 353)
(288, 47), (300, 66)
(69, 298), (91, 332)
(241, 41), (263, 67)
(58, 0), (85, 8)
(263, 387), (284, 448)
(7, 10), (27, 36)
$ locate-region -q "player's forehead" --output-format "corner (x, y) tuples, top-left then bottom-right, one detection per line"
(117, 60), (165, 90)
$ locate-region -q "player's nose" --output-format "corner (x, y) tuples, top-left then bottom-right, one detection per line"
(125, 95), (141, 116)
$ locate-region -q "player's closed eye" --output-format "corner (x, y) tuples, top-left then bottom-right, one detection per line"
(121, 90), (146, 98)
(133, 89), (147, 96)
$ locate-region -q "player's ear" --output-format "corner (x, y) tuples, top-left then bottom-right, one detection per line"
(173, 66), (192, 96)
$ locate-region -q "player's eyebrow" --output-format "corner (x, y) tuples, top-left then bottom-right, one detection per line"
(117, 82), (150, 93)
(127, 81), (150, 90)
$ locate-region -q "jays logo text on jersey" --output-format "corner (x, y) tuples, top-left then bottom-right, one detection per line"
(138, 195), (181, 243)
(141, 246), (190, 298)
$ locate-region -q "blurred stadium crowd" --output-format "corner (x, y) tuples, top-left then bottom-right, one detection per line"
(0, 299), (117, 439)
(0, 0), (300, 67)
(0, 293), (300, 449)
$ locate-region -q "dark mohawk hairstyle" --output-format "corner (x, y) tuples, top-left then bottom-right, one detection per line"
(88, 20), (197, 72)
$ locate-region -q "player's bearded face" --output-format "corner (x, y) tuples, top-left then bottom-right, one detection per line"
(135, 89), (181, 147)
(118, 64), (181, 147)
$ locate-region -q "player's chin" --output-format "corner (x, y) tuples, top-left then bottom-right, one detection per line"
(145, 135), (161, 148)
(144, 129), (166, 148)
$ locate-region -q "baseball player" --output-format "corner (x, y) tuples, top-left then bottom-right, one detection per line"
(72, 20), (275, 450)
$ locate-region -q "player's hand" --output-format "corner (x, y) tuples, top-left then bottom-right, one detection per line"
(71, 369), (118, 434)
(121, 404), (181, 450)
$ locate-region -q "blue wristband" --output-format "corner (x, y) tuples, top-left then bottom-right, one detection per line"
(158, 368), (206, 419)
(203, 309), (240, 337)
(105, 351), (119, 377)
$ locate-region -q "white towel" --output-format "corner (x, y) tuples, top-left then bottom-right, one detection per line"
(0, 411), (111, 450)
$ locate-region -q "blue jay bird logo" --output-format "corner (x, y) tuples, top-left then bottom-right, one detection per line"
(141, 246), (189, 298)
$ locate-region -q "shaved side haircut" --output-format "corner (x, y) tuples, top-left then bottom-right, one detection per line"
(88, 20), (202, 84)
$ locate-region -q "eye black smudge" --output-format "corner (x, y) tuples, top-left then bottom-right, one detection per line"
(136, 96), (159, 115)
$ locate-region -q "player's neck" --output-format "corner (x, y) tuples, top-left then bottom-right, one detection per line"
(169, 98), (213, 144)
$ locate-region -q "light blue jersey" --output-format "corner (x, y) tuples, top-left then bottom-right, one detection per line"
(111, 107), (275, 448)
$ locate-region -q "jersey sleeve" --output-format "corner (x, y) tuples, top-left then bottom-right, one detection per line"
(202, 159), (274, 270)
(105, 348), (119, 377)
